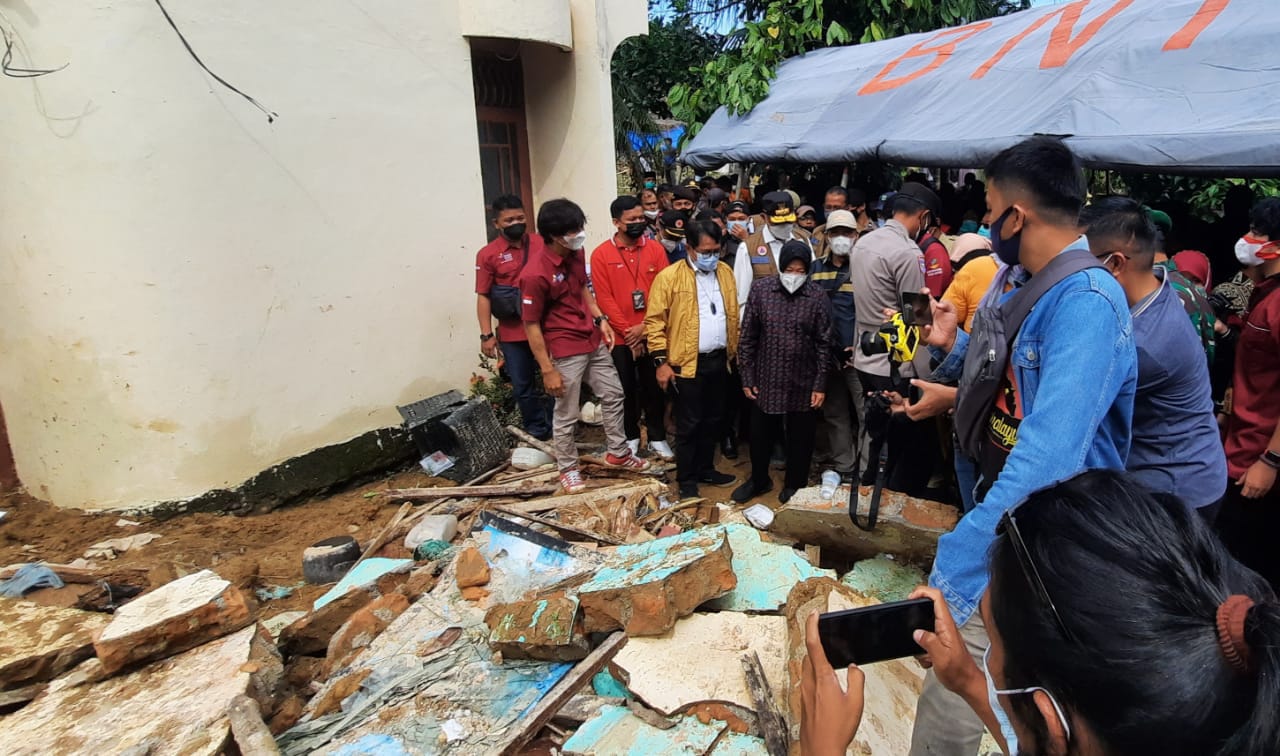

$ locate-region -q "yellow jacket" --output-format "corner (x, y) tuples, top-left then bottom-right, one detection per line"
(645, 259), (739, 378)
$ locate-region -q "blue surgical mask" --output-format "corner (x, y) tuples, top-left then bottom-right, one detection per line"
(982, 645), (1073, 754)
(728, 220), (749, 233)
(694, 252), (719, 272)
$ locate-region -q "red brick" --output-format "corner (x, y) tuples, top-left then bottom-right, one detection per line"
(455, 547), (491, 588)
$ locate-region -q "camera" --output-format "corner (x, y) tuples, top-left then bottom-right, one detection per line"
(859, 313), (920, 364)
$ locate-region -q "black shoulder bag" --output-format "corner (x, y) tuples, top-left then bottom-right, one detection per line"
(488, 238), (530, 321)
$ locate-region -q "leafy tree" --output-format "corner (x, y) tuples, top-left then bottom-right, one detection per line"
(668, 0), (1028, 138)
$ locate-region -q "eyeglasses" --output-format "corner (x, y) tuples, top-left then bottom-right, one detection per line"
(996, 508), (1079, 645)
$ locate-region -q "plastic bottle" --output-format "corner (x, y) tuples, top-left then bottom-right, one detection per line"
(820, 470), (841, 500)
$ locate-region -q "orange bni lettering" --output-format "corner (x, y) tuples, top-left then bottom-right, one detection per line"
(971, 0), (1133, 79)
(1163, 0), (1230, 51)
(858, 22), (993, 96)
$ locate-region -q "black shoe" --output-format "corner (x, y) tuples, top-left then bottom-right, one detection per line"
(699, 470), (736, 486)
(732, 480), (772, 503)
(679, 483), (699, 499)
(779, 487), (798, 504)
(721, 436), (739, 460)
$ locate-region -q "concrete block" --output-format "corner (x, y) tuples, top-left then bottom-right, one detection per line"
(771, 486), (958, 563)
(703, 524), (833, 613)
(94, 570), (252, 675)
(485, 595), (590, 661)
(0, 599), (108, 689)
(840, 555), (927, 604)
(0, 624), (282, 756)
(575, 527), (737, 636)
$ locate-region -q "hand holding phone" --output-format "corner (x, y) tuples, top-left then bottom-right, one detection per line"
(817, 597), (935, 667)
(900, 291), (934, 327)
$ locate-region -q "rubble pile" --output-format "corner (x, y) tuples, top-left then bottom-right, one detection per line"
(0, 433), (962, 754)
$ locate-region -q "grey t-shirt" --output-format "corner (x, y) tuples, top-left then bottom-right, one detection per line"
(847, 220), (927, 377)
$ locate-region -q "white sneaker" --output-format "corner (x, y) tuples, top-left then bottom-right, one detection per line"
(626, 438), (641, 456)
(648, 440), (675, 461)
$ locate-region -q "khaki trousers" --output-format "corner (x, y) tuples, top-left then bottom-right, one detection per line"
(908, 612), (990, 756)
(551, 344), (629, 470)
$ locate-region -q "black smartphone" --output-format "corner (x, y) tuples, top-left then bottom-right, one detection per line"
(817, 598), (934, 667)
(900, 292), (933, 327)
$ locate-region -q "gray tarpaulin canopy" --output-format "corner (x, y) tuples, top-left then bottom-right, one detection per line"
(683, 0), (1280, 175)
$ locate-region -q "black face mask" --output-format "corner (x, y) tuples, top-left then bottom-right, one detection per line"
(502, 223), (526, 241)
(624, 221), (648, 239)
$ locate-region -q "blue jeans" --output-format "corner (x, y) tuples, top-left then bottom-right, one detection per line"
(500, 340), (553, 440)
(953, 436), (978, 514)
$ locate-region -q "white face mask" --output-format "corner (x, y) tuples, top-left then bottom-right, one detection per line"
(770, 223), (794, 240)
(563, 231), (588, 251)
(780, 272), (806, 293)
(982, 644), (1073, 753)
(728, 220), (749, 233)
(1235, 235), (1277, 267)
(644, 209), (660, 220)
(829, 236), (855, 257)
(660, 237), (680, 254)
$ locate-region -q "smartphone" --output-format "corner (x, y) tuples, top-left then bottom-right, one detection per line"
(817, 597), (934, 667)
(900, 292), (933, 327)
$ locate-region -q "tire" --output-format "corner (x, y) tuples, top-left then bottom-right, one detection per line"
(302, 535), (360, 585)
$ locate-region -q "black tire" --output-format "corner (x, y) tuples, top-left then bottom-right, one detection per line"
(302, 535), (360, 585)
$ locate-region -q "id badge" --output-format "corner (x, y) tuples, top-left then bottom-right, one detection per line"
(632, 289), (647, 311)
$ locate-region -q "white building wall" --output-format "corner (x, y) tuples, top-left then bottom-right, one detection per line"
(0, 0), (643, 510)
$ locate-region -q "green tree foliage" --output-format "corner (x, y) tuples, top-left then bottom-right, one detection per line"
(668, 0), (1028, 139)
(1121, 175), (1280, 222)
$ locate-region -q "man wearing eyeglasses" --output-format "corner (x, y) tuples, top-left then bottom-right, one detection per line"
(909, 137), (1137, 756)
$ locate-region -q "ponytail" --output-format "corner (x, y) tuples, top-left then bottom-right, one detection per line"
(1222, 600), (1280, 755)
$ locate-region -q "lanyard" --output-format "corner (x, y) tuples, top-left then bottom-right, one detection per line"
(611, 236), (643, 288)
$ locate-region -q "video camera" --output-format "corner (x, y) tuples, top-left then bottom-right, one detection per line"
(859, 312), (920, 365)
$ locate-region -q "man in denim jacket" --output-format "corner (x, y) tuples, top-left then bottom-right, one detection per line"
(908, 138), (1137, 755)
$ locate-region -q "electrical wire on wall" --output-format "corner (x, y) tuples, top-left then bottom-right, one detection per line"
(2, 25), (67, 78)
(153, 0), (278, 123)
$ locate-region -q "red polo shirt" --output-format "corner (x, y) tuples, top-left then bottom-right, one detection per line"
(475, 233), (544, 343)
(921, 239), (953, 298)
(519, 244), (600, 360)
(1226, 275), (1280, 477)
(590, 235), (668, 334)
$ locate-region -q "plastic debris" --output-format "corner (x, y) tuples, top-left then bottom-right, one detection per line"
(254, 582), (303, 602)
(743, 504), (774, 530)
(405, 515), (457, 550)
(511, 447), (554, 471)
(0, 564), (65, 598)
(413, 539), (454, 562)
(419, 451), (456, 476)
(83, 533), (162, 560)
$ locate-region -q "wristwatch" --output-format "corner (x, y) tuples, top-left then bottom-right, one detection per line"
(1263, 450), (1280, 469)
(480, 333), (495, 341)
(593, 315), (609, 327)
(653, 356), (668, 368)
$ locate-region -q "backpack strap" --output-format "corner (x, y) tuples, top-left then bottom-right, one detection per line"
(999, 247), (1103, 342)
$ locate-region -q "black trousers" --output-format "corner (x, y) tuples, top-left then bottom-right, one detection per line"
(611, 345), (667, 442)
(721, 361), (745, 441)
(857, 370), (940, 496)
(673, 351), (728, 486)
(1217, 483), (1280, 589)
(750, 405), (818, 491)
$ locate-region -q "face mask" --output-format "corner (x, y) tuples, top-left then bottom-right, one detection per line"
(977, 225), (991, 239)
(644, 181), (656, 189)
(728, 220), (748, 233)
(915, 214), (933, 244)
(829, 236), (854, 257)
(660, 237), (679, 254)
(644, 209), (660, 220)
(780, 272), (806, 293)
(1235, 235), (1278, 267)
(770, 223), (794, 240)
(624, 221), (648, 239)
(990, 208), (1022, 267)
(563, 231), (588, 251)
(694, 252), (719, 272)
(982, 646), (1022, 755)
(501, 223), (526, 241)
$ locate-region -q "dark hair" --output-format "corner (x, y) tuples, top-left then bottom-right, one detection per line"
(491, 194), (524, 219)
(638, 188), (659, 203)
(989, 470), (1280, 755)
(658, 184), (673, 195)
(536, 198), (586, 245)
(1079, 196), (1158, 268)
(686, 220), (723, 249)
(847, 188), (867, 208)
(611, 195), (642, 219)
(1250, 197), (1280, 239)
(824, 186), (849, 203)
(985, 136), (1087, 224)
(694, 209), (723, 223)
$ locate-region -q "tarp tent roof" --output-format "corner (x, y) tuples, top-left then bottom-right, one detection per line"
(683, 0), (1280, 175)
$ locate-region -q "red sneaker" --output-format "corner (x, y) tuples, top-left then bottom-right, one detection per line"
(559, 467), (586, 494)
(604, 451), (652, 471)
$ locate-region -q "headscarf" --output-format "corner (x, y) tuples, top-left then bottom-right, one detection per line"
(1172, 250), (1212, 290)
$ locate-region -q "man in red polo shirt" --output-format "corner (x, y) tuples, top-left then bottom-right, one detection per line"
(591, 195), (672, 460)
(1220, 196), (1280, 588)
(475, 194), (552, 440)
(521, 198), (651, 493)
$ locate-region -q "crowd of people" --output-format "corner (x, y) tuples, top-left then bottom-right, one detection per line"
(476, 135), (1280, 753)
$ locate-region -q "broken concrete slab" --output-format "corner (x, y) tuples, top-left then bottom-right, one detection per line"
(611, 612), (789, 717)
(562, 704), (727, 755)
(94, 569), (252, 675)
(0, 624), (282, 756)
(278, 564), (417, 658)
(771, 486), (958, 563)
(704, 524), (834, 613)
(323, 592), (410, 675)
(841, 555), (927, 604)
(474, 513), (600, 605)
(485, 595), (590, 661)
(262, 611), (307, 641)
(576, 526), (737, 636)
(0, 599), (108, 689)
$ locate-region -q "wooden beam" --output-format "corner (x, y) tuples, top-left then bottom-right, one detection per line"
(742, 651), (789, 756)
(383, 482), (559, 501)
(506, 425), (557, 458)
(498, 632), (628, 755)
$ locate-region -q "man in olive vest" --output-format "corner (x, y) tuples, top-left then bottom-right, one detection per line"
(732, 191), (813, 311)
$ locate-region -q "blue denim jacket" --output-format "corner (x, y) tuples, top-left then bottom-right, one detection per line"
(928, 237), (1137, 626)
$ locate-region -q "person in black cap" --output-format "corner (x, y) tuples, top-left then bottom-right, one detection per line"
(735, 240), (833, 504)
(657, 209), (690, 265)
(671, 186), (697, 214)
(732, 190), (813, 311)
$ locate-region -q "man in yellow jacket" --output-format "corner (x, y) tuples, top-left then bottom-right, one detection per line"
(646, 219), (741, 498)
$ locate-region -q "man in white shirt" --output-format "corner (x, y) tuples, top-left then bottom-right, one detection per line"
(733, 191), (813, 311)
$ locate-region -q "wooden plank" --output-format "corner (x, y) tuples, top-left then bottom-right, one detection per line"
(0, 563), (148, 584)
(383, 482), (559, 501)
(349, 502), (411, 572)
(742, 651), (789, 756)
(506, 425), (557, 458)
(499, 479), (667, 515)
(491, 506), (625, 546)
(498, 631), (628, 756)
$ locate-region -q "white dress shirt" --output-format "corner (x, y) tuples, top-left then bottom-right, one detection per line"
(733, 224), (787, 311)
(690, 259), (728, 352)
